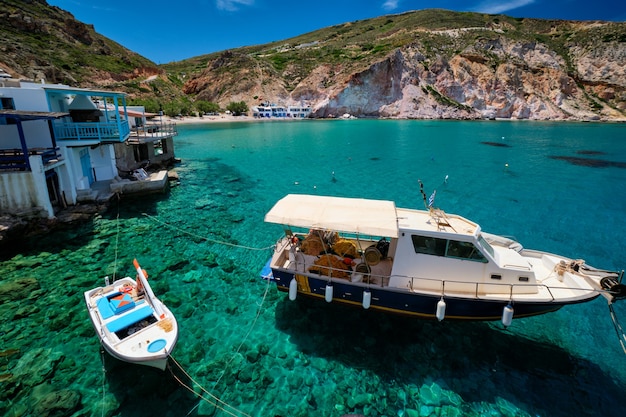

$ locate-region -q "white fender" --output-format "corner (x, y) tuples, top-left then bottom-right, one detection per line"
(325, 284), (333, 303)
(289, 278), (297, 301)
(502, 304), (514, 327)
(436, 298), (446, 321)
(362, 290), (371, 309)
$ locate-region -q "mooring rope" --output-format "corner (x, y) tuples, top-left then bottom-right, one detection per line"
(112, 194), (121, 281)
(169, 355), (252, 417)
(140, 210), (275, 414)
(169, 276), (271, 416)
(214, 276), (272, 388)
(608, 302), (626, 354)
(100, 348), (107, 417)
(142, 213), (274, 251)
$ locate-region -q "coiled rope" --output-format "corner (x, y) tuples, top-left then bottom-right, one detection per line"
(142, 212), (275, 251)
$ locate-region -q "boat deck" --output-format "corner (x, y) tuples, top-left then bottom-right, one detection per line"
(282, 248), (393, 287)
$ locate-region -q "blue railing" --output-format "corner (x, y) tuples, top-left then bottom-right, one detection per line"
(128, 122), (178, 143)
(0, 147), (61, 171)
(53, 121), (130, 142)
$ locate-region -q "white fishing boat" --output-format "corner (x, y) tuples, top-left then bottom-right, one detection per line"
(84, 259), (178, 370)
(264, 191), (626, 326)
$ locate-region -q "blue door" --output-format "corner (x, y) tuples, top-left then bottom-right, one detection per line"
(79, 149), (94, 185)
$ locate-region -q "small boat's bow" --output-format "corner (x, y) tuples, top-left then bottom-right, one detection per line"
(579, 266), (626, 302)
(84, 260), (178, 370)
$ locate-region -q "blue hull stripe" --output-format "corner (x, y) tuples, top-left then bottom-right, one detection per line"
(271, 269), (590, 320)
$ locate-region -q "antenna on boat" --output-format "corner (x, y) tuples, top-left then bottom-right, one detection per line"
(418, 180), (436, 210)
(419, 180), (455, 231)
(418, 180), (428, 209)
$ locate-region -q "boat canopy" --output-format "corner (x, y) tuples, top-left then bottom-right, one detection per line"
(265, 194), (399, 238)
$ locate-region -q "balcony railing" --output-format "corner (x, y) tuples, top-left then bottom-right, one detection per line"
(128, 122), (178, 144)
(0, 147), (61, 171)
(53, 121), (130, 143)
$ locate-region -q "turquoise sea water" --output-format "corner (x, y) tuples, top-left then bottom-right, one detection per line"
(2, 119), (626, 417)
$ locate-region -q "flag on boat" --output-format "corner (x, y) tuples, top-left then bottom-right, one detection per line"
(428, 190), (436, 207)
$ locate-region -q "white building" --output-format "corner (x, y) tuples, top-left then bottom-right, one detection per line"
(252, 103), (311, 119)
(0, 79), (177, 218)
(287, 105), (312, 118)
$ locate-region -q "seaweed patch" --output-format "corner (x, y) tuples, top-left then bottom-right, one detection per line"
(481, 141), (511, 147)
(549, 155), (626, 168)
(576, 150), (605, 155)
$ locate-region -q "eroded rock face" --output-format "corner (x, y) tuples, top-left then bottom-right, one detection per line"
(183, 26), (625, 121)
(312, 37), (623, 120)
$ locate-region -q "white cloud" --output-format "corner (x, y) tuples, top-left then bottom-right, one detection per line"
(216, 0), (254, 12)
(471, 0), (536, 14)
(382, 0), (399, 11)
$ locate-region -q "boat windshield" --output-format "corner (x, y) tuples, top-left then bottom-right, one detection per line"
(477, 234), (495, 257)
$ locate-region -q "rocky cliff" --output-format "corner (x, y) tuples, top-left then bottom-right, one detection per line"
(175, 12), (626, 121)
(1, 3), (624, 121)
(0, 0), (184, 104)
(0, 0), (162, 85)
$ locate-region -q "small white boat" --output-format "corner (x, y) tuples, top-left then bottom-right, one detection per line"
(264, 193), (626, 325)
(84, 259), (178, 370)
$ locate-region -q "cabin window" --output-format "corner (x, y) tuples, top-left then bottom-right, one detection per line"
(491, 274), (502, 280)
(446, 240), (487, 262)
(411, 235), (487, 262)
(411, 235), (446, 256)
(477, 235), (495, 257)
(518, 276), (529, 282)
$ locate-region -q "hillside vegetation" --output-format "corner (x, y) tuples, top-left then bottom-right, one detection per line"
(163, 9), (626, 120)
(0, 0), (187, 111)
(1, 2), (625, 120)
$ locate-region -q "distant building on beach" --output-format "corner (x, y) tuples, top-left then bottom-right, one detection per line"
(252, 102), (311, 119)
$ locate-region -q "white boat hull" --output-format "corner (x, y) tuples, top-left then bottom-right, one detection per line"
(264, 194), (624, 323)
(84, 276), (178, 371)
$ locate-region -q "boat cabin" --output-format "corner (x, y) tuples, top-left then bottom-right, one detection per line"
(266, 194), (539, 297)
(391, 207), (538, 295)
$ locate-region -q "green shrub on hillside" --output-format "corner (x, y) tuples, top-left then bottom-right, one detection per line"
(226, 101), (249, 116)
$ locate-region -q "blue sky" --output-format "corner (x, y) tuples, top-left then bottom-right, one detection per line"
(48, 0), (625, 64)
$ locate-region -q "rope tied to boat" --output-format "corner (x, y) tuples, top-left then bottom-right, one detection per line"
(608, 302), (626, 355)
(142, 213), (275, 251)
(167, 273), (271, 416)
(99, 348), (107, 417)
(113, 193), (122, 280)
(168, 355), (251, 417)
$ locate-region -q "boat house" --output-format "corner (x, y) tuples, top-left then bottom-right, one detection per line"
(0, 78), (178, 218)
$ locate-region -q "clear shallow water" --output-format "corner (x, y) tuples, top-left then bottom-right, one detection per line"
(1, 120), (626, 416)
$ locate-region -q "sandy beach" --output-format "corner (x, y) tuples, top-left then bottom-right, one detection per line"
(159, 114), (257, 125)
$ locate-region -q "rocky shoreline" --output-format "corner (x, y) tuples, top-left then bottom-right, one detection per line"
(0, 200), (111, 252)
(0, 166), (179, 253)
